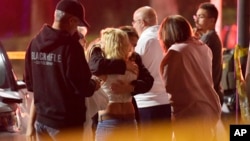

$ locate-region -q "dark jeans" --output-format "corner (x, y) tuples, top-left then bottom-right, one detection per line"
(138, 104), (172, 141)
(35, 121), (83, 141)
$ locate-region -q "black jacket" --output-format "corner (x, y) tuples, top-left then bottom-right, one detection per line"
(25, 24), (96, 128)
(88, 47), (154, 96)
(88, 46), (154, 123)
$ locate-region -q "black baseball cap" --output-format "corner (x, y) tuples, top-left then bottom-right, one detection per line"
(56, 0), (90, 28)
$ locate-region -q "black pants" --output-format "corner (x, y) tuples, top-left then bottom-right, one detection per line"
(138, 104), (172, 141)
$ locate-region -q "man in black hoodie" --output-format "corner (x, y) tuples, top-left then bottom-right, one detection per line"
(24, 1), (100, 140)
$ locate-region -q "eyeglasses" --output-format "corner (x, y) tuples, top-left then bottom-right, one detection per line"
(132, 19), (141, 25)
(193, 15), (208, 20)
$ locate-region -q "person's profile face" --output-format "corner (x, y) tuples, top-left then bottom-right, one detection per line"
(77, 26), (88, 48)
(68, 16), (81, 35)
(194, 8), (211, 30)
(129, 36), (138, 48)
(132, 13), (143, 35)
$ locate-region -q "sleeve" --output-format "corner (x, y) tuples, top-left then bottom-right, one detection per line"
(130, 53), (154, 95)
(201, 33), (224, 103)
(24, 42), (33, 92)
(66, 43), (96, 97)
(162, 50), (183, 94)
(88, 47), (126, 75)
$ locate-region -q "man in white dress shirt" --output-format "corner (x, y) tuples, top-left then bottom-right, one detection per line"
(132, 6), (172, 141)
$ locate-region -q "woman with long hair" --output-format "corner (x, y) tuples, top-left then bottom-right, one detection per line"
(158, 15), (221, 141)
(94, 28), (139, 141)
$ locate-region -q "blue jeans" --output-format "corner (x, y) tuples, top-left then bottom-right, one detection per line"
(95, 119), (138, 141)
(138, 104), (172, 141)
(35, 121), (83, 141)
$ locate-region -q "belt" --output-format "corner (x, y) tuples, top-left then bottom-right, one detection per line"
(99, 114), (135, 121)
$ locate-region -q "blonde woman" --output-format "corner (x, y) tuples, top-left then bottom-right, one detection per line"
(95, 28), (138, 141)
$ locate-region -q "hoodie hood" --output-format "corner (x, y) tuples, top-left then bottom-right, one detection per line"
(33, 24), (73, 53)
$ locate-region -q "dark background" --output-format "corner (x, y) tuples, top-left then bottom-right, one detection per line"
(0, 0), (237, 38)
(0, 0), (239, 80)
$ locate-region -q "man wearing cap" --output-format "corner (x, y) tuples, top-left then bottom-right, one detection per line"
(25, 0), (99, 140)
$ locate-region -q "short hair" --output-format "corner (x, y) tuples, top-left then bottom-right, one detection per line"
(158, 15), (193, 49)
(119, 26), (139, 39)
(119, 25), (139, 47)
(143, 8), (157, 25)
(100, 28), (131, 60)
(198, 2), (218, 22)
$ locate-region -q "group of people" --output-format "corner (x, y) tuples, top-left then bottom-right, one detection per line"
(24, 0), (224, 141)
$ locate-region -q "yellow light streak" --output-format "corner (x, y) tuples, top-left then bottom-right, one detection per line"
(7, 51), (26, 60)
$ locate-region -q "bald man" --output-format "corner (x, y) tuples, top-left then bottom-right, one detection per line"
(132, 6), (172, 140)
